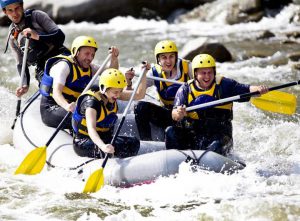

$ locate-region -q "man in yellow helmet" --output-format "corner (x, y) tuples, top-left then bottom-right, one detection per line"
(39, 36), (120, 130)
(166, 54), (268, 155)
(72, 68), (148, 158)
(134, 40), (192, 141)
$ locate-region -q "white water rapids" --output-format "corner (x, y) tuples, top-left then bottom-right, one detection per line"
(0, 1), (300, 220)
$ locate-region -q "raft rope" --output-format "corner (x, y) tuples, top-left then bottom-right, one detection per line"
(177, 149), (203, 166)
(19, 90), (41, 147)
(18, 90), (98, 171)
(177, 149), (246, 169)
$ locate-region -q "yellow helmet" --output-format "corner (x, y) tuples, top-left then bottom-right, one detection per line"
(71, 36), (98, 57)
(99, 68), (127, 93)
(154, 40), (178, 62)
(192, 54), (216, 75)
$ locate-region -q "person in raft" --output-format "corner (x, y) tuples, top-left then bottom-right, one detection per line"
(1, 0), (70, 97)
(133, 40), (192, 141)
(39, 36), (120, 129)
(165, 54), (269, 155)
(72, 66), (148, 159)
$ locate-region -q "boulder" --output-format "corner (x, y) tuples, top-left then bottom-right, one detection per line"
(257, 30), (276, 39)
(239, 0), (262, 13)
(0, 0), (210, 26)
(288, 52), (300, 61)
(24, 0), (134, 24)
(226, 2), (264, 24)
(286, 31), (300, 39)
(291, 62), (300, 71)
(181, 38), (232, 62)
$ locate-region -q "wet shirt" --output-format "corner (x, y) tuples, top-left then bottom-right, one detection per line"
(79, 95), (115, 116)
(8, 10), (64, 86)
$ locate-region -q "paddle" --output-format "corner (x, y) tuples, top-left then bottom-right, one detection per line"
(186, 81), (299, 114)
(146, 75), (180, 84)
(15, 54), (112, 175)
(83, 67), (148, 193)
(11, 35), (30, 130)
(143, 75), (298, 115)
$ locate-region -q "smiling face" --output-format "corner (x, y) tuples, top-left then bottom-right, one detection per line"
(75, 46), (96, 69)
(157, 52), (177, 73)
(194, 67), (215, 90)
(3, 3), (23, 24)
(105, 88), (123, 103)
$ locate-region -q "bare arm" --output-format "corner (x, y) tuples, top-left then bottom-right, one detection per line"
(108, 46), (119, 69)
(85, 108), (114, 154)
(119, 74), (147, 100)
(119, 64), (149, 100)
(52, 83), (76, 112)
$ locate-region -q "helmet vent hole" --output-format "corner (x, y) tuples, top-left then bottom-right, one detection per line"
(118, 81), (120, 84)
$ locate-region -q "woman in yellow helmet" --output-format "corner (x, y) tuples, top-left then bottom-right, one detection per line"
(39, 36), (120, 130)
(166, 54), (268, 155)
(133, 40), (192, 141)
(72, 67), (147, 158)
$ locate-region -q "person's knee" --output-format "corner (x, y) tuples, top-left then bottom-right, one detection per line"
(165, 126), (175, 138)
(206, 137), (232, 156)
(134, 101), (150, 117)
(115, 136), (140, 158)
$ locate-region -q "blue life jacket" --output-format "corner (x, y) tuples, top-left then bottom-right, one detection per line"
(39, 55), (92, 103)
(152, 58), (189, 108)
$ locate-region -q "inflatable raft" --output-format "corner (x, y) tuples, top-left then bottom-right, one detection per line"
(13, 92), (245, 187)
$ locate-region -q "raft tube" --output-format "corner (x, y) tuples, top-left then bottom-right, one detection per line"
(13, 92), (244, 187)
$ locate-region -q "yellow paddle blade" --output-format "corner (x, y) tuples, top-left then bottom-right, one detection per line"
(15, 147), (47, 175)
(251, 91), (297, 115)
(83, 168), (104, 193)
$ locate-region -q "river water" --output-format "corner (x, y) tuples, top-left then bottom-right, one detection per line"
(0, 2), (300, 221)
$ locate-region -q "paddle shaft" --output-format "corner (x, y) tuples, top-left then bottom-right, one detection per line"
(147, 75), (184, 85)
(137, 75), (299, 112)
(134, 73), (184, 85)
(186, 80), (300, 112)
(45, 54), (112, 147)
(143, 75), (300, 92)
(17, 36), (31, 111)
(101, 67), (147, 168)
(11, 36), (30, 129)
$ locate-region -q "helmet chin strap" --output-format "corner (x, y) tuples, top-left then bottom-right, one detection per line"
(194, 77), (204, 90)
